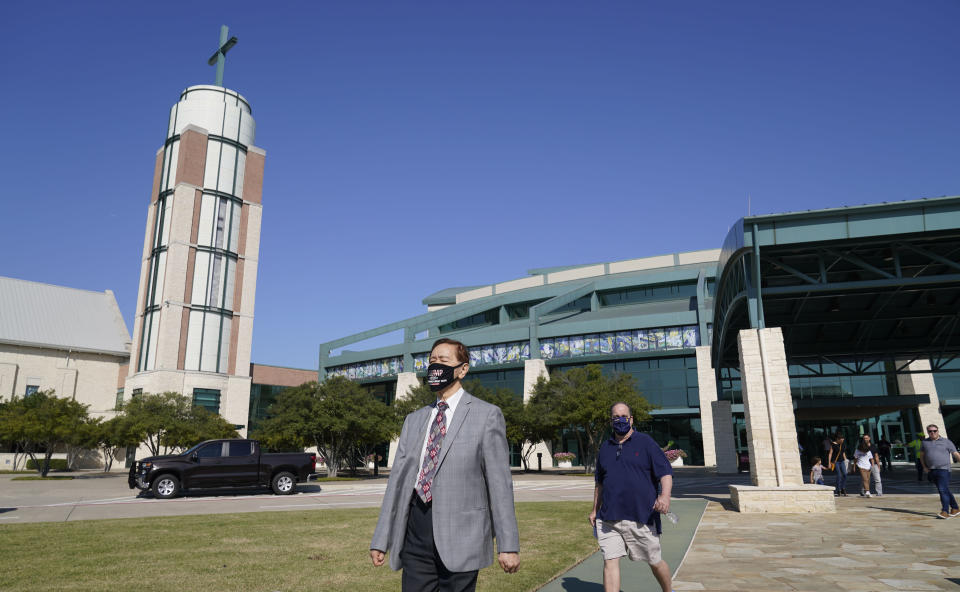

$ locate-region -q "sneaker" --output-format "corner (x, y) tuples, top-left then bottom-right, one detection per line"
(950, 508), (960, 518)
(938, 511), (950, 519)
(865, 492), (872, 498)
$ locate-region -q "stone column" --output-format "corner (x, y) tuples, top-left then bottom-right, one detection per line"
(729, 327), (834, 512)
(737, 327), (802, 487)
(695, 346), (718, 467)
(897, 360), (947, 438)
(523, 359), (548, 403)
(388, 372), (421, 467)
(712, 400), (738, 474)
(523, 359), (551, 467)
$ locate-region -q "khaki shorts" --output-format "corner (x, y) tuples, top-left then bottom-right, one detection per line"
(596, 519), (662, 565)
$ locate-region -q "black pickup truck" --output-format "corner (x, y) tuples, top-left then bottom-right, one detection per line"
(128, 439), (316, 499)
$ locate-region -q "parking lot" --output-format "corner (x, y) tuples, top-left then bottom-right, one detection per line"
(2, 465), (952, 525)
(0, 471), (603, 524)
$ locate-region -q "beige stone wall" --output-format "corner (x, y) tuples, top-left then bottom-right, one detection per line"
(388, 372), (422, 467)
(737, 328), (803, 487)
(123, 369), (251, 436)
(523, 359), (548, 404)
(395, 372), (420, 402)
(695, 346), (718, 467)
(129, 200), (158, 375)
(729, 484), (835, 513)
(522, 358), (551, 463)
(153, 184), (197, 371)
(223, 375), (252, 436)
(232, 203), (261, 375)
(712, 400), (739, 473)
(0, 344), (126, 417)
(896, 359), (947, 438)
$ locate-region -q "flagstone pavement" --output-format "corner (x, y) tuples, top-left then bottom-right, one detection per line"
(672, 494), (960, 591)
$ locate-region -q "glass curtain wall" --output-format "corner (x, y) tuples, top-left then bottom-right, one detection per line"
(184, 137), (246, 373)
(550, 356), (704, 465)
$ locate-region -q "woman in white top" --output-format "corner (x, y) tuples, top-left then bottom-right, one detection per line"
(854, 436), (875, 497)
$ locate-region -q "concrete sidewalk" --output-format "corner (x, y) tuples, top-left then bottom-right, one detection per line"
(672, 494), (960, 591)
(533, 466), (960, 592)
(539, 499), (708, 592)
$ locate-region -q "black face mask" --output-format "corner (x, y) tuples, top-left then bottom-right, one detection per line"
(426, 362), (465, 392)
(612, 417), (631, 435)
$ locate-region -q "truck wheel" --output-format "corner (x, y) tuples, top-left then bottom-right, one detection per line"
(272, 471), (296, 495)
(152, 474), (180, 499)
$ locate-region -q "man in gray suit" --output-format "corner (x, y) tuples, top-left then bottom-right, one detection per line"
(370, 338), (520, 591)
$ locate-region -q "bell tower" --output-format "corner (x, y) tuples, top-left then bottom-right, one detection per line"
(125, 27), (264, 434)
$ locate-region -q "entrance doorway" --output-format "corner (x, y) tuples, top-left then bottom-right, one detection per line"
(878, 420), (908, 462)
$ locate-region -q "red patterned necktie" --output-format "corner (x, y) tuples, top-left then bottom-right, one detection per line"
(416, 400), (448, 503)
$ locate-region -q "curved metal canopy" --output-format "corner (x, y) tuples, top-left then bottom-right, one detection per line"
(712, 196), (960, 372)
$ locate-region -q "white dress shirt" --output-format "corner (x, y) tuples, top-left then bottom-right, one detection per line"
(411, 387), (465, 490)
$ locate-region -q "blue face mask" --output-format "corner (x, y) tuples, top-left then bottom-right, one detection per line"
(612, 417), (631, 435)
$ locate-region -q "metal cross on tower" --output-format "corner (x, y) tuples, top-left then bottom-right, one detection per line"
(207, 25), (239, 87)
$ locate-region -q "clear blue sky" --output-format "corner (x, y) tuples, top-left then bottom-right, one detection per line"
(2, 1), (959, 369)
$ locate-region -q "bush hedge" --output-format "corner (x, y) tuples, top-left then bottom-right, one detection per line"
(25, 459), (69, 471)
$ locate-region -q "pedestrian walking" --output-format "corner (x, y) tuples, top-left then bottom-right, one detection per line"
(908, 434), (925, 481)
(821, 434), (833, 467)
(590, 402), (674, 592)
(369, 338), (520, 590)
(854, 436), (875, 498)
(829, 432), (848, 496)
(809, 457), (825, 485)
(877, 436), (892, 472)
(864, 434), (882, 496)
(919, 424), (960, 519)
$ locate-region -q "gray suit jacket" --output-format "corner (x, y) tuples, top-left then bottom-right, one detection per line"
(370, 391), (520, 572)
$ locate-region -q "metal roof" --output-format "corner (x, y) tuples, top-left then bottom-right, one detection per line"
(0, 276), (131, 356)
(422, 285), (488, 306)
(711, 196), (960, 369)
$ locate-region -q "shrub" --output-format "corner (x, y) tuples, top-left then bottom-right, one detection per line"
(553, 452), (576, 462)
(663, 449), (687, 462)
(26, 459), (69, 471)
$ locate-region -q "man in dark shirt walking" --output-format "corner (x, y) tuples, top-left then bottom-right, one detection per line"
(589, 402), (674, 592)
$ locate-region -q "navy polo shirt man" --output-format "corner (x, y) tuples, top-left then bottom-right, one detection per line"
(590, 402), (674, 592)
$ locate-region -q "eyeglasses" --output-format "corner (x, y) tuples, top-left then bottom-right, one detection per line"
(928, 429), (938, 433)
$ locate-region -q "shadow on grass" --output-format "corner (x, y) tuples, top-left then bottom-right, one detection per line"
(558, 576), (604, 591)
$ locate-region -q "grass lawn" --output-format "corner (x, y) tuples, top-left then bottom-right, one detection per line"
(10, 476), (74, 481)
(0, 501), (596, 592)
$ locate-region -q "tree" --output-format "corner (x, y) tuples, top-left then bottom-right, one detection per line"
(401, 381), (546, 471)
(529, 364), (653, 473)
(163, 405), (239, 451)
(119, 392), (238, 456)
(0, 397), (20, 470)
(392, 383), (436, 420)
(0, 390), (91, 477)
(66, 417), (101, 469)
(76, 416), (140, 472)
(463, 381), (528, 467)
(254, 378), (399, 477)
